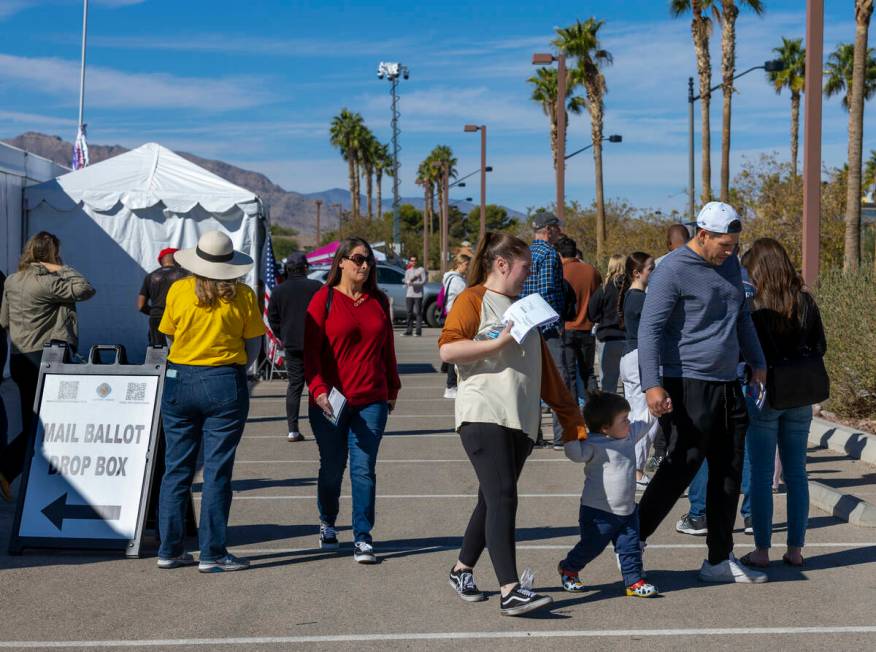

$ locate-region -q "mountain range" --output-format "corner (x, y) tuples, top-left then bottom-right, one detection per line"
(4, 132), (523, 245)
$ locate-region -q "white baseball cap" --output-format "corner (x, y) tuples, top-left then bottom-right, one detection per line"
(696, 201), (742, 234)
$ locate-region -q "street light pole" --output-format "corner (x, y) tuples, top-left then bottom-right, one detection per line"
(533, 52), (567, 219)
(441, 164), (450, 274)
(377, 62), (410, 250)
(688, 77), (696, 220)
(802, 0), (824, 285)
(464, 124), (488, 242)
(315, 199), (322, 245)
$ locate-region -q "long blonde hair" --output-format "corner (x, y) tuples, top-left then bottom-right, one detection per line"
(19, 231), (61, 271)
(605, 254), (625, 287)
(195, 275), (239, 309)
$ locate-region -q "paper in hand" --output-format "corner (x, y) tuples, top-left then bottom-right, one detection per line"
(502, 294), (559, 343)
(327, 387), (347, 425)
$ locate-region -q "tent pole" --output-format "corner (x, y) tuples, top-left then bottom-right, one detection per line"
(77, 0), (88, 131)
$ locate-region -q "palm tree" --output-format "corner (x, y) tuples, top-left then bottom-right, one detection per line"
(717, 0), (765, 202)
(825, 19), (876, 270)
(360, 130), (378, 221)
(767, 37), (805, 177)
(527, 66), (587, 170)
(374, 142), (392, 222)
(329, 109), (366, 218)
(553, 17), (613, 263)
(428, 145), (457, 261)
(671, 0), (718, 204)
(416, 158), (434, 268)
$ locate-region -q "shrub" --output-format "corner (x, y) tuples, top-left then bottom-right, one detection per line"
(815, 268), (876, 419)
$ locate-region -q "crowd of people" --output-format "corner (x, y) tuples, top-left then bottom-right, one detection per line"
(0, 201), (828, 613)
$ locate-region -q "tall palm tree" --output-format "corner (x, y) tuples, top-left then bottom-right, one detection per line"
(671, 0), (719, 204)
(416, 158), (434, 268)
(718, 0), (765, 202)
(527, 66), (587, 170)
(374, 141), (392, 222)
(428, 145), (457, 256)
(825, 18), (876, 270)
(360, 130), (378, 221)
(553, 17), (613, 263)
(329, 109), (366, 219)
(767, 37), (805, 177)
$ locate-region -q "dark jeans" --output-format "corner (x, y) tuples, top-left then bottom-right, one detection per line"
(158, 363), (249, 561)
(638, 377), (748, 565)
(599, 338), (625, 394)
(561, 504), (644, 587)
(148, 315), (167, 348)
(309, 401), (388, 544)
(688, 450), (751, 520)
(0, 350), (43, 482)
(562, 329), (596, 400)
(458, 422), (533, 586)
(284, 350), (305, 432)
(543, 330), (569, 445)
(405, 297), (423, 335)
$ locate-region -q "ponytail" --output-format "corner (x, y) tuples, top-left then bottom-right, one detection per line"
(467, 232), (530, 287)
(617, 251), (651, 330)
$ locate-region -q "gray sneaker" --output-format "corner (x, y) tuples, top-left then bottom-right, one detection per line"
(198, 554), (250, 573)
(157, 553), (197, 569)
(676, 512), (708, 536)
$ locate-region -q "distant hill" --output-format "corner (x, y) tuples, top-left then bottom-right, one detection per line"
(3, 132), (523, 244)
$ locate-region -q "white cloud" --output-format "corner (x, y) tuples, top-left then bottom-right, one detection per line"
(0, 0), (146, 20)
(0, 53), (272, 111)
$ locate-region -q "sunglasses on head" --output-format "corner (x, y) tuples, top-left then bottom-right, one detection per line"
(345, 253), (374, 266)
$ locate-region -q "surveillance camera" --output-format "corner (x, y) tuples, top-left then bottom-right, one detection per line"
(403, 70), (409, 80)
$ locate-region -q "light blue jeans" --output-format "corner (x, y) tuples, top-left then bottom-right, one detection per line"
(745, 398), (812, 550)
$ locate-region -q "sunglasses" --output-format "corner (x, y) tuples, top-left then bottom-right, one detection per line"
(345, 254), (374, 267)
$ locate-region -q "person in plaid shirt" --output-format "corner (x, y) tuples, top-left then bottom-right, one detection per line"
(520, 211), (570, 448)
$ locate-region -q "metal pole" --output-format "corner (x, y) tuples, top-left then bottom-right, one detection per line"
(479, 125), (487, 243)
(688, 76), (696, 220)
(390, 77), (401, 247)
(556, 54), (567, 219)
(315, 200), (322, 245)
(441, 165), (449, 274)
(802, 0), (824, 286)
(77, 0), (88, 130)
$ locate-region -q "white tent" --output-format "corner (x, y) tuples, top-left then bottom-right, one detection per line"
(24, 143), (263, 362)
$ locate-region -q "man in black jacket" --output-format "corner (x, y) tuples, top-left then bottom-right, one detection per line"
(268, 253), (323, 442)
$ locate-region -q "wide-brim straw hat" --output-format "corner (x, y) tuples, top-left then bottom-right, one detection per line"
(174, 230), (254, 280)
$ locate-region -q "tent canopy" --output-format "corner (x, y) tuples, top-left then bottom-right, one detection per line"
(24, 143), (262, 363)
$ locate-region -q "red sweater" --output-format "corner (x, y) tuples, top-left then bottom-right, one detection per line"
(304, 286), (401, 407)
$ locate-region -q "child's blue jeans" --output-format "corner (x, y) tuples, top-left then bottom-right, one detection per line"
(561, 504), (643, 587)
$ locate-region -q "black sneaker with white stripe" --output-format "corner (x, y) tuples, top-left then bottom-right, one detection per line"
(319, 523), (339, 550)
(448, 567), (486, 602)
(499, 586), (553, 616)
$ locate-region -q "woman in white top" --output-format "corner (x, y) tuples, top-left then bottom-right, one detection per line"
(441, 253), (470, 398)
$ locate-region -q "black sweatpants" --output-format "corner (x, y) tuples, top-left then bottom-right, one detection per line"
(284, 350), (305, 433)
(0, 351), (43, 481)
(638, 377), (748, 565)
(458, 422), (533, 586)
(148, 315), (167, 347)
(562, 329), (597, 397)
(404, 297), (423, 335)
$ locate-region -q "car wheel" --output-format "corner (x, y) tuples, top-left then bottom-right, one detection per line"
(425, 300), (443, 328)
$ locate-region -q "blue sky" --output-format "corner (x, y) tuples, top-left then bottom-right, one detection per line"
(0, 0), (871, 214)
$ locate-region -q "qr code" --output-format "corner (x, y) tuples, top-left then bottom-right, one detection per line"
(126, 382), (147, 401)
(57, 381), (79, 400)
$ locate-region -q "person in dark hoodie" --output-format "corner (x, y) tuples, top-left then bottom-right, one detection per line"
(587, 254), (626, 394)
(268, 252), (323, 442)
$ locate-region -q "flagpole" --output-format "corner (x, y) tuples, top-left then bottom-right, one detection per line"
(77, 0), (88, 132)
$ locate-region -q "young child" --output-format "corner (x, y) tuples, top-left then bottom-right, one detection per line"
(559, 392), (659, 598)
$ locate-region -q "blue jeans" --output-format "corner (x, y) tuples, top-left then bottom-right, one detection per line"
(688, 448), (752, 519)
(159, 364), (249, 561)
(310, 401), (388, 544)
(561, 504), (644, 587)
(745, 399), (812, 549)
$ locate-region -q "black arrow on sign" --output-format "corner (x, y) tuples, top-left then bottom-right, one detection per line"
(41, 493), (122, 531)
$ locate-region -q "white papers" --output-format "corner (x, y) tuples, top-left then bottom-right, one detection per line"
(502, 294), (559, 344)
(327, 387), (347, 425)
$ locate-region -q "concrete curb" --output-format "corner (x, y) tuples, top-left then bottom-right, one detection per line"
(808, 417), (876, 466)
(808, 480), (876, 528)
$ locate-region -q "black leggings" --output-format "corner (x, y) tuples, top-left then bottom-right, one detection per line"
(458, 422), (533, 586)
(0, 351), (42, 481)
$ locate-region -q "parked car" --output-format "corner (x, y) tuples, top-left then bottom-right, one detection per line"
(307, 264), (444, 327)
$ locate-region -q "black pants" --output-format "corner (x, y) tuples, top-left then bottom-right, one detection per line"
(148, 315), (167, 347)
(284, 349), (305, 432)
(562, 329), (597, 398)
(446, 364), (457, 389)
(458, 422), (533, 586)
(638, 378), (748, 565)
(405, 297), (423, 335)
(0, 351), (43, 481)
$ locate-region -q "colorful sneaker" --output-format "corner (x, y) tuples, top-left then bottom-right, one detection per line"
(448, 566), (486, 602)
(156, 553), (197, 569)
(198, 554), (250, 573)
(557, 563), (586, 592)
(353, 541), (377, 564)
(319, 523), (339, 550)
(626, 579), (659, 598)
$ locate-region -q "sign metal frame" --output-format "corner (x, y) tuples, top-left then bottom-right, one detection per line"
(8, 343), (167, 558)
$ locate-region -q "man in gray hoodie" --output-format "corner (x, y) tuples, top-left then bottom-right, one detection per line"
(403, 256), (427, 337)
(636, 202), (768, 584)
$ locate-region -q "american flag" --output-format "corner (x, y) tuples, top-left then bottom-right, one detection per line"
(72, 125), (89, 170)
(261, 229), (285, 367)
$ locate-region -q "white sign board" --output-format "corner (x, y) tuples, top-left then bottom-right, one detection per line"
(18, 373), (160, 540)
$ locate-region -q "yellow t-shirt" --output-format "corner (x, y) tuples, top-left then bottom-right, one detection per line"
(159, 277), (265, 366)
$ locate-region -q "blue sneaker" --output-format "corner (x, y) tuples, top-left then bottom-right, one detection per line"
(198, 554), (250, 573)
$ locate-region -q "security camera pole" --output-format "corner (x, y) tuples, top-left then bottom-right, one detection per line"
(377, 62), (410, 250)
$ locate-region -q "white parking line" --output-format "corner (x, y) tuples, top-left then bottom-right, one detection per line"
(214, 494), (589, 500)
(241, 433), (460, 439)
(234, 459), (568, 464)
(3, 626), (875, 648)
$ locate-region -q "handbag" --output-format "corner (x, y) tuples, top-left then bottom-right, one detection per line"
(763, 301), (829, 410)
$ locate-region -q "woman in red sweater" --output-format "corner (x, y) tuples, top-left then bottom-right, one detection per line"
(304, 237), (401, 564)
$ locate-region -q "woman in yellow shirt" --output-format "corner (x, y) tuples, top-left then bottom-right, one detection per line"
(157, 231), (265, 573)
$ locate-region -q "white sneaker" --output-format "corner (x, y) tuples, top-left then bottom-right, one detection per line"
(443, 387), (457, 399)
(698, 553), (767, 583)
(636, 475), (650, 491)
(287, 431), (304, 442)
(353, 541), (377, 564)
